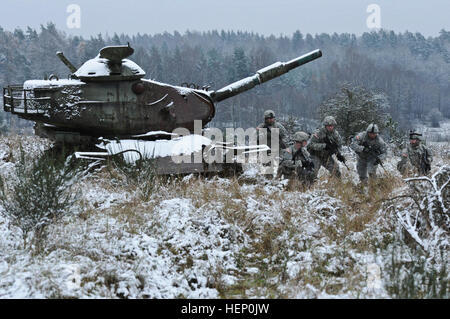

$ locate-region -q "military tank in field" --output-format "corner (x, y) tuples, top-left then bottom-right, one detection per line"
(2, 44), (322, 174)
(3, 44), (321, 143)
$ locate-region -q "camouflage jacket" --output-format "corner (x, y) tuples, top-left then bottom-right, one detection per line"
(257, 121), (289, 150)
(397, 143), (433, 174)
(307, 127), (343, 158)
(280, 145), (312, 168)
(278, 145), (314, 179)
(350, 132), (387, 161)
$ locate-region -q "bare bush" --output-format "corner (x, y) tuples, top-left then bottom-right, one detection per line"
(384, 165), (450, 260)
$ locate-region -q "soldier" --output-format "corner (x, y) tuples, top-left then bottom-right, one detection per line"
(278, 131), (315, 184)
(350, 123), (387, 184)
(257, 110), (289, 153)
(397, 131), (433, 176)
(307, 116), (346, 179)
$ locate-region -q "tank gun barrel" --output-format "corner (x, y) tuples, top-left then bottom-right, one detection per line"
(209, 49), (322, 103)
(56, 51), (77, 73)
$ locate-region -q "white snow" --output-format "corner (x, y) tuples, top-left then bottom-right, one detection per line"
(74, 57), (145, 78)
(142, 79), (200, 96)
(96, 134), (212, 162)
(0, 135), (448, 299)
(23, 79), (85, 89)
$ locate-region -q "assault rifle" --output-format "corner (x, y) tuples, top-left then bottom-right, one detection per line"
(325, 135), (349, 170)
(362, 141), (386, 171)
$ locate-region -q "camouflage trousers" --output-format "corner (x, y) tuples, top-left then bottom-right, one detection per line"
(397, 160), (430, 176)
(357, 157), (379, 183)
(310, 155), (341, 179)
(277, 165), (315, 185)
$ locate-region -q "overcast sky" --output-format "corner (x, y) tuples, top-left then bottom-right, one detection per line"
(0, 0), (449, 38)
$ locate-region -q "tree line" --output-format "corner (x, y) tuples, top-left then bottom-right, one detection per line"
(0, 23), (449, 133)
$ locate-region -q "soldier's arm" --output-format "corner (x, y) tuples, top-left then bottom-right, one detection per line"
(378, 137), (388, 160)
(307, 131), (327, 151)
(335, 131), (344, 150)
(302, 147), (312, 160)
(350, 133), (364, 153)
(279, 148), (295, 168)
(397, 148), (409, 172)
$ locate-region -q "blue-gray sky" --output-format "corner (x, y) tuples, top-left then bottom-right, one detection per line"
(0, 0), (448, 37)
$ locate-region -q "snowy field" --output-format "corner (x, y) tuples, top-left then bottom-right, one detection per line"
(0, 135), (448, 298)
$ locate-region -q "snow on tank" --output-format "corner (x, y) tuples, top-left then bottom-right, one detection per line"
(23, 79), (85, 90)
(74, 57), (145, 80)
(74, 44), (146, 81)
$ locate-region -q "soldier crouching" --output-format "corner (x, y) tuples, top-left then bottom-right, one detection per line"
(278, 131), (315, 185)
(350, 123), (387, 185)
(397, 131), (433, 176)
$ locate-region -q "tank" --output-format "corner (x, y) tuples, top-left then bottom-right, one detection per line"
(3, 44), (322, 145)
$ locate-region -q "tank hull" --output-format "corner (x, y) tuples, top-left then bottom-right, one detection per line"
(3, 79), (215, 139)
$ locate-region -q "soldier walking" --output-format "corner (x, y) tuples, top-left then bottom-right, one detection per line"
(307, 116), (346, 179)
(350, 123), (387, 184)
(278, 131), (315, 185)
(397, 131), (433, 176)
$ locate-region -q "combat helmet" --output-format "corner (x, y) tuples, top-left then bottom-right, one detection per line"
(323, 116), (337, 126)
(294, 131), (309, 143)
(264, 110), (276, 119)
(366, 123), (379, 134)
(409, 130), (423, 141)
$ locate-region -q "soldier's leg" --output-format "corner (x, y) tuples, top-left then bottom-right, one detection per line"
(357, 158), (368, 184)
(297, 167), (315, 186)
(311, 155), (322, 180)
(367, 160), (378, 180)
(325, 156), (341, 178)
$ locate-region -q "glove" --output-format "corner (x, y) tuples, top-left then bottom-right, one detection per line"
(374, 157), (382, 165)
(325, 142), (337, 154)
(336, 153), (346, 163)
(362, 142), (371, 153)
(283, 160), (296, 169)
(303, 159), (314, 170)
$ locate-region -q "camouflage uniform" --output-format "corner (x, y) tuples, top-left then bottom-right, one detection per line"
(307, 116), (344, 179)
(350, 124), (387, 184)
(397, 132), (433, 176)
(278, 131), (315, 184)
(257, 110), (289, 152)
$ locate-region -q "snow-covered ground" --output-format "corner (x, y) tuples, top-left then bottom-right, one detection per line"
(0, 135), (448, 298)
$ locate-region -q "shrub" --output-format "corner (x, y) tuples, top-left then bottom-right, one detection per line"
(107, 155), (157, 202)
(386, 245), (448, 298)
(0, 149), (82, 251)
(317, 84), (400, 143)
